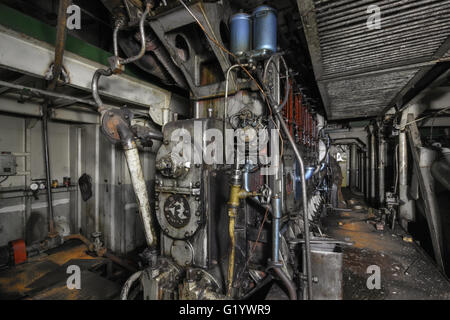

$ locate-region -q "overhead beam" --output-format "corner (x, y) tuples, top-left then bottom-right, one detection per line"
(0, 25), (188, 125)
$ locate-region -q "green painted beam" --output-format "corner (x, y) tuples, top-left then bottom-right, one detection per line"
(0, 3), (141, 78)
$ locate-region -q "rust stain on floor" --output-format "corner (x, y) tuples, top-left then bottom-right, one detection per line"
(323, 191), (450, 300)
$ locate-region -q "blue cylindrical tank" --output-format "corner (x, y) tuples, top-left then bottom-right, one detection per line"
(230, 13), (251, 56)
(252, 5), (277, 54)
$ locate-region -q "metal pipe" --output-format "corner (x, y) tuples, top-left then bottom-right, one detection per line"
(123, 140), (158, 248)
(48, 0), (72, 91)
(274, 110), (312, 300)
(0, 81), (98, 108)
(365, 151), (370, 201)
(120, 270), (143, 300)
(42, 107), (55, 235)
(91, 69), (113, 110)
(226, 171), (260, 297)
(350, 143), (357, 189)
(113, 18), (125, 58)
(378, 134), (386, 206)
(273, 267), (297, 300)
(242, 275), (273, 300)
(121, 3), (151, 65)
(271, 197), (282, 263)
(224, 64), (247, 163)
(370, 128), (377, 205)
(399, 113), (414, 224)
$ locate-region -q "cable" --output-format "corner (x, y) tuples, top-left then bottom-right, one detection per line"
(177, 0), (288, 161)
(0, 176), (9, 184)
(177, 0), (267, 100)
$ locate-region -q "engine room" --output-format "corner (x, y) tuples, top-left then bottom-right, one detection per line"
(0, 0), (450, 303)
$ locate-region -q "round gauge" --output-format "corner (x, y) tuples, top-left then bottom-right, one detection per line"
(30, 183), (39, 191)
(39, 183), (46, 190)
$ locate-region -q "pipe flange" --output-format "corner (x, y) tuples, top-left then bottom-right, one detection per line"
(100, 108), (134, 145)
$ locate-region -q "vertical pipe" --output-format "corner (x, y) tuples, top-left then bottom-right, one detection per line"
(274, 111), (312, 300)
(271, 197), (282, 263)
(360, 151), (364, 195)
(399, 112), (415, 226)
(378, 134), (386, 207)
(350, 144), (357, 190)
(43, 0), (72, 236)
(365, 151), (370, 201)
(370, 128), (377, 205)
(42, 111), (55, 234)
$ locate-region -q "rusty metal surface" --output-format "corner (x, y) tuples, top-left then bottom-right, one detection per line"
(297, 0), (450, 120)
(0, 243), (121, 300)
(323, 190), (450, 299)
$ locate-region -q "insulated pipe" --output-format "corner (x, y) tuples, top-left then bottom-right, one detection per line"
(122, 139), (158, 248)
(43, 0), (72, 236)
(274, 110), (312, 300)
(399, 111), (415, 225)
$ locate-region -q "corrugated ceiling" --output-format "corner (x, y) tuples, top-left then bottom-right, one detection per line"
(297, 0), (450, 120)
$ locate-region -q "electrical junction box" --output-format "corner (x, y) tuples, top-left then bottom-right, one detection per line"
(0, 152), (17, 176)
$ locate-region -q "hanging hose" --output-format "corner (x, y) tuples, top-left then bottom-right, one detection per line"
(120, 270), (143, 300)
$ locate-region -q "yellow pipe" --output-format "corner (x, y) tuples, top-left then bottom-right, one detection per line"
(226, 184), (260, 297)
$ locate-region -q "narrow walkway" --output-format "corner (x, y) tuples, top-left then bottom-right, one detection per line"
(323, 190), (450, 299)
